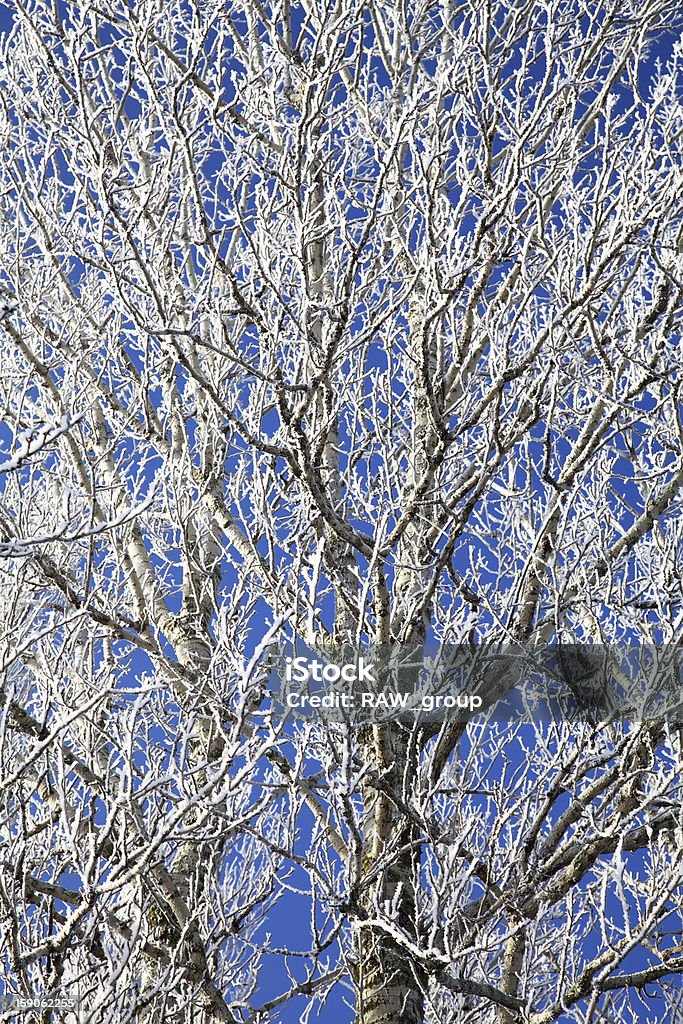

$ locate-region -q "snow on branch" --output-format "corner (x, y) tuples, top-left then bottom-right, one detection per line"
(0, 412), (86, 474)
(0, 486), (157, 557)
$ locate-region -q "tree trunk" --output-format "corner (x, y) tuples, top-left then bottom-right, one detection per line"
(356, 726), (425, 1024)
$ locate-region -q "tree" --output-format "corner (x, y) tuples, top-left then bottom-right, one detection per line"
(0, 0), (683, 1021)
